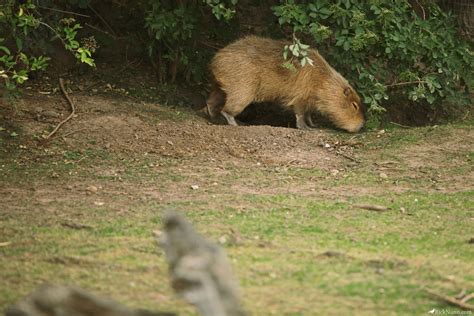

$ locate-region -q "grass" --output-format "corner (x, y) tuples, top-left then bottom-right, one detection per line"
(0, 116), (473, 315)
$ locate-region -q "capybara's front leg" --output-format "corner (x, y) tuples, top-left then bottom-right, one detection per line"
(221, 111), (238, 126)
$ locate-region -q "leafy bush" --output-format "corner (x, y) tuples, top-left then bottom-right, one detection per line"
(145, 0), (238, 83)
(1, 0), (471, 124)
(0, 0), (96, 94)
(273, 0), (473, 121)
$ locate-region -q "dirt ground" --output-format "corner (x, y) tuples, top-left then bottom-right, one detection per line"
(0, 80), (473, 315)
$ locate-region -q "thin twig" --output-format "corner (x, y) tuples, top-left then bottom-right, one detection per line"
(38, 21), (67, 48)
(61, 222), (93, 230)
(390, 121), (411, 129)
(84, 23), (126, 40)
(426, 289), (474, 311)
(337, 152), (361, 163)
(414, 0), (426, 20)
(354, 204), (389, 212)
(385, 80), (426, 88)
(38, 6), (90, 18)
(44, 79), (76, 140)
(199, 40), (223, 50)
(62, 128), (86, 138)
(88, 5), (117, 37)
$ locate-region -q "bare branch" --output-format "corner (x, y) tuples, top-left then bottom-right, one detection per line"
(44, 78), (76, 140)
(38, 6), (91, 18)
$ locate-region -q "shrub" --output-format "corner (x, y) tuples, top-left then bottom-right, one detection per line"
(0, 0), (96, 95)
(145, 0), (238, 84)
(273, 0), (473, 123)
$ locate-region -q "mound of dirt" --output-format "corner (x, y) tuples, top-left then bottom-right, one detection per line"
(4, 94), (345, 169)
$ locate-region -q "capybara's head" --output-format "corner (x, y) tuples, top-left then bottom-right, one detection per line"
(319, 84), (365, 133)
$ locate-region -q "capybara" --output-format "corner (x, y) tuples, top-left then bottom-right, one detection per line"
(206, 36), (365, 132)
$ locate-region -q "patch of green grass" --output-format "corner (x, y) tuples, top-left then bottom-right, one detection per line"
(1, 122), (473, 315)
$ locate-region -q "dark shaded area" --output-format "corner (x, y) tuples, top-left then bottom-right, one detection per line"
(235, 102), (337, 130)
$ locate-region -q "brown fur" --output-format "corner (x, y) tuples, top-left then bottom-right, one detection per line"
(206, 36), (365, 132)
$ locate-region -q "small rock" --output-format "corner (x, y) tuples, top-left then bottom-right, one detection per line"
(167, 140), (174, 146)
(86, 185), (98, 193)
(153, 230), (163, 238)
(94, 201), (105, 206)
(218, 235), (227, 244)
(42, 110), (60, 118)
(330, 169), (339, 176)
(379, 172), (388, 179)
(190, 185), (199, 190)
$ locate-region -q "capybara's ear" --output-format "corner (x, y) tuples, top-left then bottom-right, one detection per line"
(344, 87), (351, 97)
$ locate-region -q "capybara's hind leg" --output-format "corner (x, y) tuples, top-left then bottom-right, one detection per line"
(295, 108), (310, 130)
(296, 114), (310, 129)
(206, 88), (226, 118)
(294, 105), (311, 129)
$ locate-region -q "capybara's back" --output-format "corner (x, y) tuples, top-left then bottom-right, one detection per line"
(207, 36), (365, 132)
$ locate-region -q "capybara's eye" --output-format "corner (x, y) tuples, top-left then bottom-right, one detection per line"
(351, 102), (359, 111)
(344, 87), (351, 97)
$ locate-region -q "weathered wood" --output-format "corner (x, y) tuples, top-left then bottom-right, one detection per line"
(158, 211), (247, 316)
(5, 284), (174, 316)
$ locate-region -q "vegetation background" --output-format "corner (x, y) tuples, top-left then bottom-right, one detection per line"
(0, 1), (473, 315)
(1, 0), (472, 126)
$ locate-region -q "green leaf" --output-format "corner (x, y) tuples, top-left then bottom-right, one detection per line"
(343, 40), (350, 51)
(16, 37), (23, 51)
(0, 46), (10, 54)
